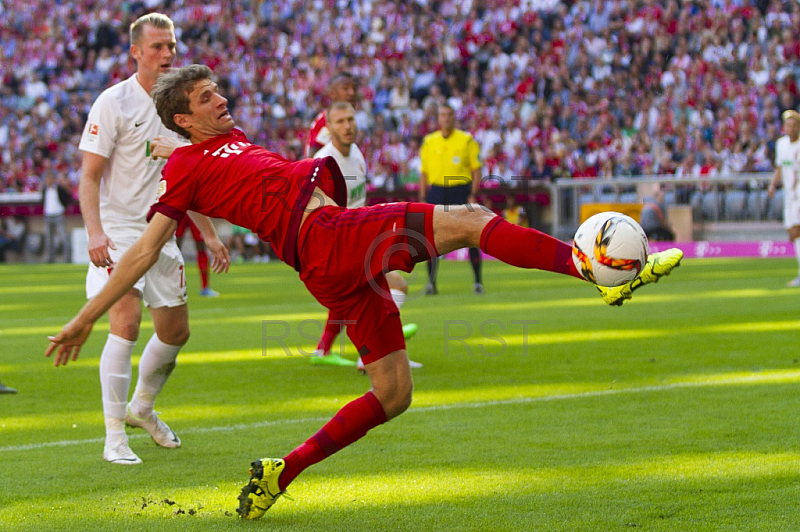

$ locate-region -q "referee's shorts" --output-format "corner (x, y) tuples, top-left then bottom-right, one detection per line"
(426, 183), (472, 205)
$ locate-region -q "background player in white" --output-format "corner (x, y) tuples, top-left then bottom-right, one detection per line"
(769, 109), (800, 286)
(303, 73), (359, 158)
(77, 13), (228, 464)
(309, 102), (420, 369)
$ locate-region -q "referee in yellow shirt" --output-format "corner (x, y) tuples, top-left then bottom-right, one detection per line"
(419, 104), (484, 295)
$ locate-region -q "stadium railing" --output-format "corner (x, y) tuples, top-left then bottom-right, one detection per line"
(549, 173), (778, 242)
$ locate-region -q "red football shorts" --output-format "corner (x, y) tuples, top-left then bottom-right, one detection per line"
(298, 202), (436, 364)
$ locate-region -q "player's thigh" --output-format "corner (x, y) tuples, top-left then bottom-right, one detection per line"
(149, 303), (190, 346)
(431, 204), (496, 254)
(107, 290), (145, 341)
(142, 239), (189, 309)
(86, 234), (147, 340)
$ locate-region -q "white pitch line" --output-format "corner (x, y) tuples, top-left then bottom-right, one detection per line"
(0, 375), (785, 453)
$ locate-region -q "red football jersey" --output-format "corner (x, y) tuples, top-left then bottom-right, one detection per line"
(149, 129), (346, 270)
(303, 110), (329, 158)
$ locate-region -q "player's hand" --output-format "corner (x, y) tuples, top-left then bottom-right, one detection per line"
(45, 318), (94, 366)
(150, 136), (183, 160)
(87, 232), (116, 268)
(206, 237), (230, 274)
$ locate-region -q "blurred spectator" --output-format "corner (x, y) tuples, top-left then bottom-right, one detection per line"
(41, 172), (71, 263)
(0, 0), (798, 207)
(502, 195), (528, 227)
(640, 186), (675, 241)
(0, 216), (27, 262)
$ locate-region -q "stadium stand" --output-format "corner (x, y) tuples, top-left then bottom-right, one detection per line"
(1, 0), (799, 252)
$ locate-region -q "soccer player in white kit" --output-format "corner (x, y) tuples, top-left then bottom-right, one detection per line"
(309, 102), (420, 369)
(769, 109), (800, 286)
(76, 13), (228, 464)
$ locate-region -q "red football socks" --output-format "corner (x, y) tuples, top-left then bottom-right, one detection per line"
(479, 216), (583, 279)
(316, 310), (346, 354)
(279, 391), (388, 491)
(197, 250), (209, 289)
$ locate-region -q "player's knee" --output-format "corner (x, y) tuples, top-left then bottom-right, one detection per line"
(387, 271), (408, 293)
(383, 383), (413, 419)
(160, 325), (190, 346)
(173, 326), (191, 346)
(112, 321), (141, 342)
(373, 377), (413, 419)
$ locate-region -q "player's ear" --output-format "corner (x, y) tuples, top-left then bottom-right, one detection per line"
(174, 113), (192, 130)
(130, 43), (142, 62)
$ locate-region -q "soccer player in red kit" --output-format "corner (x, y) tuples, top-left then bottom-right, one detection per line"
(46, 65), (683, 520)
(175, 216), (219, 297)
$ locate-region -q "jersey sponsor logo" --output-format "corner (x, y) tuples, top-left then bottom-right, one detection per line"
(350, 182), (366, 201)
(206, 141), (250, 158)
(157, 179), (167, 200)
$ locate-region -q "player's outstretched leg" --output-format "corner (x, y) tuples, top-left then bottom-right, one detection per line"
(235, 354), (409, 518)
(596, 248), (684, 306)
(440, 208), (682, 307)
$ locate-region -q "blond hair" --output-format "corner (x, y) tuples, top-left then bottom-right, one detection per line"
(129, 13), (174, 45)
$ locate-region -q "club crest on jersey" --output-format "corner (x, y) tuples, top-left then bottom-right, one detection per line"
(157, 179), (167, 200)
(452, 156), (460, 164)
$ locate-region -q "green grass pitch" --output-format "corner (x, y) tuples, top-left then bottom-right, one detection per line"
(2, 257), (800, 531)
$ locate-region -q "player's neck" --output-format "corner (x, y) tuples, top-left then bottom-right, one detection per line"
(440, 127), (454, 138)
(332, 140), (351, 157)
(790, 134), (800, 143)
(135, 71), (158, 95)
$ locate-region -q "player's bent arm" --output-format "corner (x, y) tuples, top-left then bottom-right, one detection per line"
(45, 214), (178, 366)
(79, 151), (117, 266)
(78, 151), (108, 238)
(768, 167), (782, 198)
(186, 211), (230, 273)
(419, 171), (428, 202)
(150, 136), (189, 160)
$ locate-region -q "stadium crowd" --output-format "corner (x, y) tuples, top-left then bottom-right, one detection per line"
(1, 0), (800, 197)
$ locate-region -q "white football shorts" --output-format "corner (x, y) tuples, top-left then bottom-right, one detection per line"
(86, 231), (188, 308)
(785, 196), (800, 229)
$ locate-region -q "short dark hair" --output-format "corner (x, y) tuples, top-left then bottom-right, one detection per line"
(152, 64), (214, 139)
(438, 103), (455, 114)
(330, 72), (358, 88)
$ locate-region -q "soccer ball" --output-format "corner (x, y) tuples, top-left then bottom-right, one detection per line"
(572, 212), (649, 287)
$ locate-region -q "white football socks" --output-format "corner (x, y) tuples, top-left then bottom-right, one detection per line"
(129, 334), (182, 419)
(99, 334), (136, 445)
(391, 288), (406, 310)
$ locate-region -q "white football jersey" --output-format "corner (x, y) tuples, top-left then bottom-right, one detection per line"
(775, 135), (800, 201)
(314, 142), (368, 208)
(79, 74), (183, 233)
